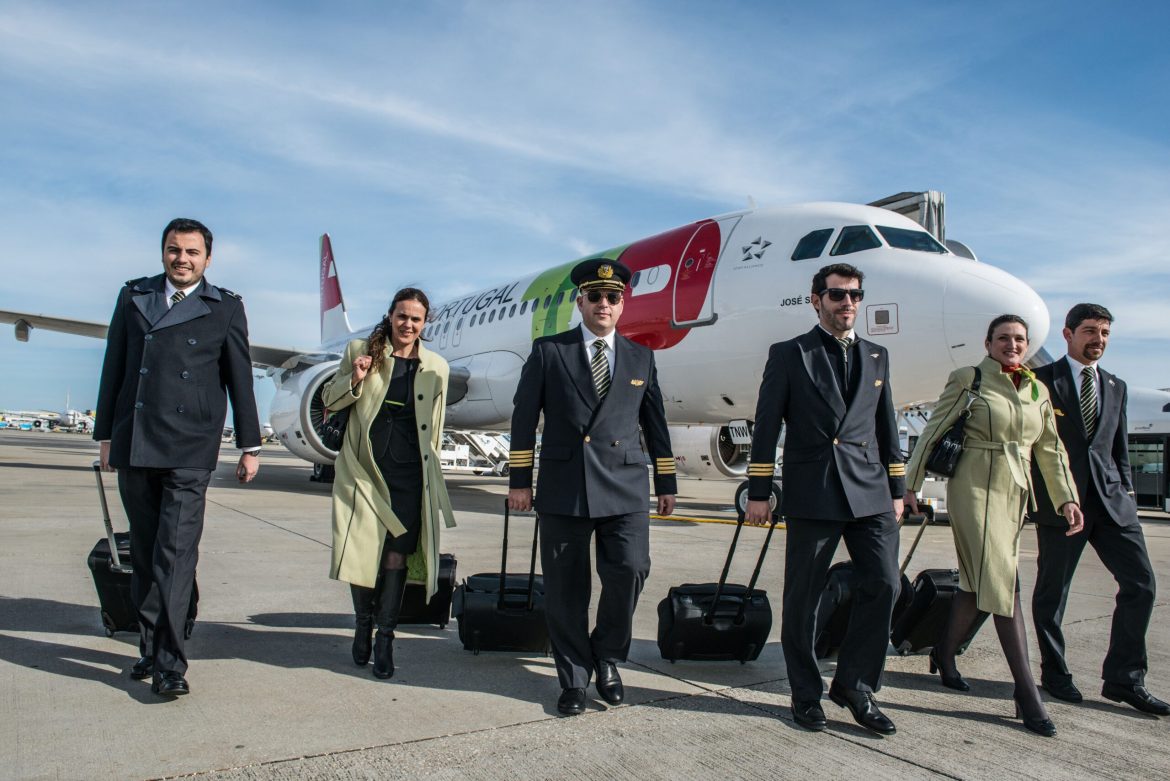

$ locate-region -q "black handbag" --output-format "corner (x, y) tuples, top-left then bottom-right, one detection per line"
(320, 406), (350, 451)
(923, 367), (981, 478)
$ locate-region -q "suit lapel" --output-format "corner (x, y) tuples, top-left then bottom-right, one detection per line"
(130, 275), (169, 328)
(152, 281), (218, 332)
(798, 328), (846, 419)
(557, 330), (599, 407)
(1096, 366), (1119, 443)
(1050, 359), (1084, 441)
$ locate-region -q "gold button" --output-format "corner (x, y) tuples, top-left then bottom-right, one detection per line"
(584, 435), (591, 443)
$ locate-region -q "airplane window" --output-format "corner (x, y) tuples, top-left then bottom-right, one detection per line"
(830, 225), (881, 256)
(791, 229), (834, 260)
(555, 291), (564, 305)
(509, 304), (516, 317)
(489, 310), (496, 323)
(480, 312), (487, 325)
(444, 321), (451, 333)
(519, 300), (527, 314)
(543, 295), (552, 309)
(456, 317), (464, 329)
(571, 287), (579, 300)
(630, 272), (640, 289)
(876, 225), (947, 253)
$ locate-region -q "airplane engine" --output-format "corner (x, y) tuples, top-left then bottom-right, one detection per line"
(269, 361), (343, 464)
(667, 424), (749, 479)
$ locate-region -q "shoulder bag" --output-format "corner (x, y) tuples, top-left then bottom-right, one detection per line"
(923, 367), (982, 478)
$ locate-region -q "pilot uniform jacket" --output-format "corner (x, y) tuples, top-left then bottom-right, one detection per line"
(94, 274), (261, 468)
(321, 339), (456, 599)
(1030, 361), (1137, 528)
(748, 327), (905, 517)
(906, 357), (1078, 617)
(508, 328), (676, 515)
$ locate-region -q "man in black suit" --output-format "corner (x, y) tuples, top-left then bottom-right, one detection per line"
(507, 259), (676, 715)
(1030, 303), (1167, 715)
(745, 262), (904, 735)
(95, 218), (261, 697)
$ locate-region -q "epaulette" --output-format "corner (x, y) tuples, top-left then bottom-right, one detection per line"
(218, 287), (243, 300)
(125, 276), (148, 288)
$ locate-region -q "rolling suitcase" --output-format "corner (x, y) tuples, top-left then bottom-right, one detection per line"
(813, 509), (929, 659)
(656, 515), (778, 663)
(86, 461), (198, 639)
(452, 501), (549, 655)
(890, 569), (987, 655)
(399, 553), (457, 628)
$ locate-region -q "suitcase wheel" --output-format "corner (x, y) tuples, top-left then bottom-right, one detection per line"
(472, 629), (481, 656)
(101, 611), (116, 638)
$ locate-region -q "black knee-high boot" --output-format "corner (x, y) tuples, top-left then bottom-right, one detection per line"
(373, 568), (408, 679)
(350, 583), (376, 666)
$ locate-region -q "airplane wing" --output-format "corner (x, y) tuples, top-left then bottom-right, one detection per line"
(1, 309), (319, 371)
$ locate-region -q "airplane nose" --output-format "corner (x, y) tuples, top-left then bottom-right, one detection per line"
(943, 264), (1049, 369)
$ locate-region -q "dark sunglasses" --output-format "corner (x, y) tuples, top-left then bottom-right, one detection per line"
(585, 290), (623, 305)
(819, 288), (864, 303)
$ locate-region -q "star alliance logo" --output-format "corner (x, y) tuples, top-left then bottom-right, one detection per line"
(741, 237), (771, 262)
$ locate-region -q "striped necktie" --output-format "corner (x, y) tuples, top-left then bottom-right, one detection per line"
(170, 290), (186, 306)
(591, 338), (611, 399)
(1079, 366), (1097, 440)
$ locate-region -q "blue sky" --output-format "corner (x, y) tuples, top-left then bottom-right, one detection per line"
(2, 0), (1168, 422)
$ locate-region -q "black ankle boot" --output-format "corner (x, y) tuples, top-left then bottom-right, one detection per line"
(350, 584), (376, 666)
(372, 568), (407, 680)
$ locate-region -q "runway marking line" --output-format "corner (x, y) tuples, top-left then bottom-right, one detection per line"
(651, 514), (786, 529)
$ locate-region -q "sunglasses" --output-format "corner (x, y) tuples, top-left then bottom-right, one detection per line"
(819, 288), (864, 303)
(585, 290), (623, 305)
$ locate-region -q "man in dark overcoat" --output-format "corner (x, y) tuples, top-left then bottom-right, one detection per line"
(95, 218), (261, 697)
(507, 259), (676, 716)
(1031, 303), (1168, 715)
(745, 262), (904, 735)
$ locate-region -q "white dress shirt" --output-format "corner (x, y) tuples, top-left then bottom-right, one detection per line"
(580, 324), (616, 381)
(164, 278), (202, 307)
(1065, 354), (1102, 409)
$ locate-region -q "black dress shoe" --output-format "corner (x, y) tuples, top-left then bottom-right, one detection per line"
(1102, 683), (1170, 716)
(1014, 699), (1056, 737)
(557, 687), (587, 715)
(151, 671), (190, 697)
(1041, 677), (1083, 703)
(129, 656), (154, 680)
(595, 660), (624, 706)
(791, 700), (827, 731)
(828, 682), (896, 735)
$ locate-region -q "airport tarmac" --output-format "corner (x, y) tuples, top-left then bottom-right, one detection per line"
(1, 429), (1168, 780)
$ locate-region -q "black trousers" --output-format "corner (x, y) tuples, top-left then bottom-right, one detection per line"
(118, 466), (211, 675)
(1032, 490), (1155, 687)
(782, 512), (899, 702)
(539, 511), (651, 689)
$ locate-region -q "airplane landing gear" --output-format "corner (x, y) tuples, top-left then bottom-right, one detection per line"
(735, 479), (782, 520)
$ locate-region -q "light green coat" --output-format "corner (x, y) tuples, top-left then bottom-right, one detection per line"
(321, 339), (456, 599)
(906, 357), (1077, 616)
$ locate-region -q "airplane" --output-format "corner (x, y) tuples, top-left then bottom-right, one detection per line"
(1, 194), (1052, 510)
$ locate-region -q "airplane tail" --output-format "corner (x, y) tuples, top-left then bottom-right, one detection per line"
(319, 234), (355, 344)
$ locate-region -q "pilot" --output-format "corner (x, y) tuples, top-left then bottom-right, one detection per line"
(745, 262), (905, 735)
(94, 218), (261, 698)
(507, 258), (677, 716)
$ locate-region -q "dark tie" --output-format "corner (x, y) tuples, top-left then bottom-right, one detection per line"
(1080, 366), (1097, 440)
(170, 290), (186, 306)
(591, 338), (610, 399)
(834, 336), (853, 390)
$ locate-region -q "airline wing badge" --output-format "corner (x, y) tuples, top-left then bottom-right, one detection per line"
(630, 379), (645, 386)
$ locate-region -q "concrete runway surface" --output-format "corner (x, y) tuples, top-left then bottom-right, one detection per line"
(1, 430), (1167, 780)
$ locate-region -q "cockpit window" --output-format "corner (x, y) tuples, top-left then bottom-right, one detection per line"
(876, 225), (947, 253)
(791, 229), (834, 261)
(830, 225), (881, 256)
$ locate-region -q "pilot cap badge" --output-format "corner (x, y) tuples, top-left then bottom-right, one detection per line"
(599, 264), (614, 279)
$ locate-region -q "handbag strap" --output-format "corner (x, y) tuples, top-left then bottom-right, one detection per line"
(952, 366), (983, 433)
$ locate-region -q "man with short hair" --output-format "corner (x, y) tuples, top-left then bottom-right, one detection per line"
(1030, 303), (1167, 715)
(507, 259), (676, 716)
(745, 262), (904, 735)
(95, 218), (261, 697)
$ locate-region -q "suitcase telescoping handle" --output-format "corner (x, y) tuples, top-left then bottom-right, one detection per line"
(898, 508), (934, 576)
(500, 499), (540, 612)
(707, 513), (779, 624)
(91, 460), (132, 575)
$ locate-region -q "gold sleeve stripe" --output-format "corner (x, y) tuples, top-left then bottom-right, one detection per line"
(888, 465), (906, 475)
(509, 450), (534, 457)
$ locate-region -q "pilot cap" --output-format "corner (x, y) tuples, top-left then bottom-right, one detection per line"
(570, 259), (631, 292)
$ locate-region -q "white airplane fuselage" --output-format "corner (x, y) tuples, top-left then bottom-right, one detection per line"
(270, 201), (1050, 465)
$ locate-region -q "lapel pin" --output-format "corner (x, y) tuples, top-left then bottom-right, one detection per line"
(870, 352), (879, 359)
(630, 379), (645, 386)
(874, 379), (883, 387)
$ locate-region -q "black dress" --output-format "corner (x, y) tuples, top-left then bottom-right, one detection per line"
(369, 357), (423, 555)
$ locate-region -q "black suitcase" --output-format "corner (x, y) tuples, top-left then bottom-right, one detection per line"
(890, 568), (987, 655)
(400, 553), (457, 628)
(814, 509), (930, 659)
(452, 502), (549, 655)
(87, 461), (198, 639)
(656, 515), (778, 663)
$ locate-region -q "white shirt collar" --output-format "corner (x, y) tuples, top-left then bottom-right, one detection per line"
(580, 323), (616, 352)
(1065, 353), (1097, 377)
(164, 277), (202, 301)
